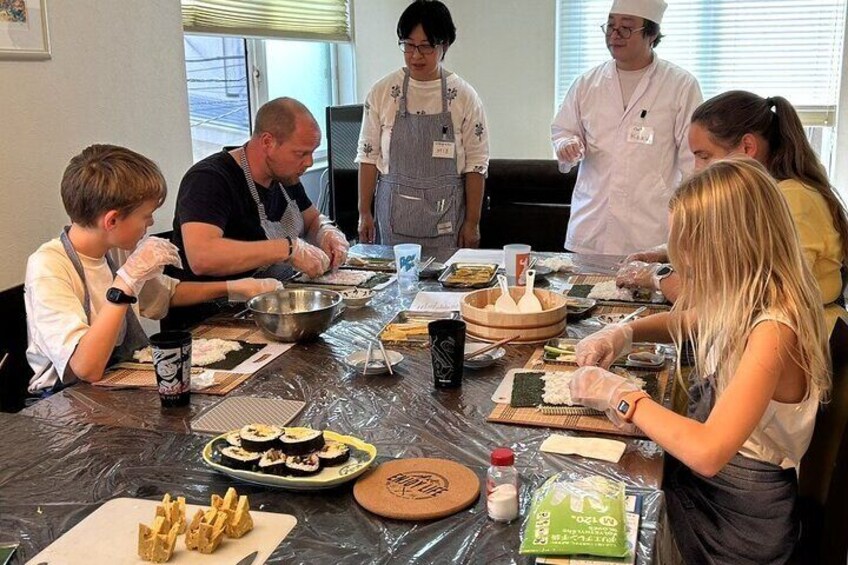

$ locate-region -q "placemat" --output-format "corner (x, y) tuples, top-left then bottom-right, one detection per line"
(93, 369), (251, 396)
(353, 458), (480, 521)
(486, 349), (674, 438)
(191, 396), (306, 434)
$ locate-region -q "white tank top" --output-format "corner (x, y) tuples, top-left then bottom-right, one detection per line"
(735, 312), (819, 470)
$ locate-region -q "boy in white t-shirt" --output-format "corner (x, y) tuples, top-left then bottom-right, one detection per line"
(25, 144), (280, 395)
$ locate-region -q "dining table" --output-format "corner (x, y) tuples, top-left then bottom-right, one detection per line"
(1, 246), (671, 564)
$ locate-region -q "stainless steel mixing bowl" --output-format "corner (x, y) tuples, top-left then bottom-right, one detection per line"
(247, 288), (342, 342)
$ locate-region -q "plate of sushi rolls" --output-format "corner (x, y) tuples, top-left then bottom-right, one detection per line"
(203, 424), (377, 490)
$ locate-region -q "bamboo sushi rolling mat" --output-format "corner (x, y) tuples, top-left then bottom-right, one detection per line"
(94, 325), (285, 395)
(486, 348), (674, 438)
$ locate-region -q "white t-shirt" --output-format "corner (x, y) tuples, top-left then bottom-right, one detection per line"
(617, 66), (649, 109)
(25, 238), (178, 393)
(356, 68), (490, 176)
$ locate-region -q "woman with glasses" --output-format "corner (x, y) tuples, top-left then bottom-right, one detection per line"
(618, 91), (848, 334)
(551, 0), (702, 255)
(356, 0), (489, 258)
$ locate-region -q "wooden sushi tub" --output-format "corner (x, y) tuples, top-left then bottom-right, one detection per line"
(460, 287), (568, 344)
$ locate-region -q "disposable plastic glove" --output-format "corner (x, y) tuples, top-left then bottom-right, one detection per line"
(569, 366), (642, 431)
(226, 277), (282, 302)
(575, 323), (634, 369)
(616, 261), (662, 290)
(623, 244), (668, 265)
(317, 225), (350, 269)
(290, 237), (330, 278)
(117, 237), (182, 296)
(554, 136), (585, 163)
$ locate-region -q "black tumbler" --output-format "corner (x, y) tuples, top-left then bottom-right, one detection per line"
(149, 331), (192, 407)
(429, 319), (466, 389)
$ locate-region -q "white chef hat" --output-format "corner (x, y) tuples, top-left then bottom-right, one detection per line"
(609, 0), (667, 24)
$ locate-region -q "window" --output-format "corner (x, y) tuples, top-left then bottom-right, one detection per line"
(555, 1), (847, 171)
(184, 34), (354, 163)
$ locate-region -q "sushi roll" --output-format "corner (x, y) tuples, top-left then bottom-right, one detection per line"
(258, 449), (288, 476)
(279, 428), (325, 455)
(239, 424), (282, 452)
(225, 430), (242, 448)
(316, 441), (350, 467)
(285, 453), (321, 476)
(219, 446), (261, 471)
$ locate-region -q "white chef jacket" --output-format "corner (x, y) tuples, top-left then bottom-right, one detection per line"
(552, 56), (703, 255)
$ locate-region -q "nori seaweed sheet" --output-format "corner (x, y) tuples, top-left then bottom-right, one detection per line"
(567, 284), (593, 299)
(204, 342), (266, 371)
(510, 372), (546, 407)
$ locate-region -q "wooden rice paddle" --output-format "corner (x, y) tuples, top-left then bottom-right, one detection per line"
(464, 334), (521, 360)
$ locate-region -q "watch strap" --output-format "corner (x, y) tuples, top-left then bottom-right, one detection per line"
(106, 287), (137, 305)
(616, 391), (650, 422)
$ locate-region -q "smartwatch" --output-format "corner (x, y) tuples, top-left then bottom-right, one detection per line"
(616, 391), (650, 422)
(652, 264), (674, 291)
(106, 287), (137, 305)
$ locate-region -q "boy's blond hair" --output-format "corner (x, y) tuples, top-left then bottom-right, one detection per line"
(668, 157), (830, 402)
(61, 144), (166, 227)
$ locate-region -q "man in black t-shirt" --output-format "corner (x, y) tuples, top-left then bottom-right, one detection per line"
(169, 97), (349, 283)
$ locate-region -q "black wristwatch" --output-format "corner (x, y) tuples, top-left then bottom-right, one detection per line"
(106, 287), (137, 305)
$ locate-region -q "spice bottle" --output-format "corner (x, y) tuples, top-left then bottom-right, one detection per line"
(486, 447), (519, 522)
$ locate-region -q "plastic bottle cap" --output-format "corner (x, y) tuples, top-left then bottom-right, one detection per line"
(491, 447), (514, 466)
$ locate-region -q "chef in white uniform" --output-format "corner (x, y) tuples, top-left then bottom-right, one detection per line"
(551, 0), (702, 255)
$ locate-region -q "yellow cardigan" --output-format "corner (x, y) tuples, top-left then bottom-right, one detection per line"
(779, 178), (847, 332)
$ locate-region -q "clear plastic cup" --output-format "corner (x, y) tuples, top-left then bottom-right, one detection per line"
(504, 244), (531, 286)
(394, 243), (422, 295)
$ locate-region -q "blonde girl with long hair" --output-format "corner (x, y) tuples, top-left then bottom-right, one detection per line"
(569, 158), (830, 563)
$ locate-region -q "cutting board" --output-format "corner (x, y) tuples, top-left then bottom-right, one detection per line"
(27, 497), (296, 565)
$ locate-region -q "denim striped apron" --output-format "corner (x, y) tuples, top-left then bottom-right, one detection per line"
(375, 68), (465, 258)
(56, 227), (149, 393)
(664, 373), (799, 564)
(236, 146), (304, 281)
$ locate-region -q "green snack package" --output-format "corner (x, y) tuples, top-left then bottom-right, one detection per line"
(519, 473), (629, 558)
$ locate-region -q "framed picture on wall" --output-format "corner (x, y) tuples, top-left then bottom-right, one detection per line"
(0, 0), (50, 60)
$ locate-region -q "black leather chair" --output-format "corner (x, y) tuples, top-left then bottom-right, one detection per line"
(480, 158), (577, 251)
(796, 317), (848, 563)
(0, 284), (32, 412)
(326, 104), (364, 241)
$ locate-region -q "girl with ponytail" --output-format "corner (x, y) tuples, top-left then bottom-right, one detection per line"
(619, 90), (848, 332)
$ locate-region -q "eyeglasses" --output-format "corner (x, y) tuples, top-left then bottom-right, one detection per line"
(600, 24), (645, 39)
(398, 41), (438, 55)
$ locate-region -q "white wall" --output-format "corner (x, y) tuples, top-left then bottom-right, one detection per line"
(0, 0), (193, 291)
(353, 0), (557, 160)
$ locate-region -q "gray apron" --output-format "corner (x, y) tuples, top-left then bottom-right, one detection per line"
(664, 369), (799, 564)
(56, 228), (149, 392)
(235, 146), (304, 281)
(375, 69), (465, 258)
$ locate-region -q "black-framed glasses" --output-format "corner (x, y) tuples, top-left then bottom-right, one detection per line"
(398, 41), (438, 55)
(600, 24), (645, 39)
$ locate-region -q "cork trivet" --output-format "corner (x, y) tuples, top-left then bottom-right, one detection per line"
(353, 458), (480, 521)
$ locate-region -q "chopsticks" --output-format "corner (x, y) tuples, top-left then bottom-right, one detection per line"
(464, 334), (521, 360)
(620, 306), (647, 324)
(376, 339), (394, 376)
(418, 256), (436, 272)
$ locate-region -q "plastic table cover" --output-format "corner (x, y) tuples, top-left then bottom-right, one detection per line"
(8, 250), (667, 564)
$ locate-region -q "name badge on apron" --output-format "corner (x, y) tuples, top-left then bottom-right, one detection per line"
(432, 141), (456, 159)
(437, 221), (453, 235)
(627, 125), (655, 145)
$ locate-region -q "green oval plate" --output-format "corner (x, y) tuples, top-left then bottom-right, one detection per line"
(202, 428), (377, 490)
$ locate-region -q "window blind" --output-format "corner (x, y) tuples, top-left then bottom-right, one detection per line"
(555, 1), (846, 122)
(181, 0), (351, 42)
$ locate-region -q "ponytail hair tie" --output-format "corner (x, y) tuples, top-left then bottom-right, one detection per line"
(765, 97), (776, 109)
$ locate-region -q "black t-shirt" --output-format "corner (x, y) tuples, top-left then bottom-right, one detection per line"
(169, 149), (313, 282)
